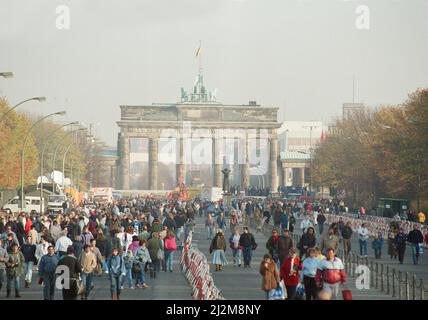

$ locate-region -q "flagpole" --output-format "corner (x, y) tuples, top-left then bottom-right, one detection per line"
(198, 40), (202, 75)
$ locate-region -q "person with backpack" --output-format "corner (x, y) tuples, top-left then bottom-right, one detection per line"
(5, 243), (24, 298)
(239, 227), (257, 268)
(163, 231), (177, 272)
(107, 247), (126, 300)
(209, 229), (228, 271)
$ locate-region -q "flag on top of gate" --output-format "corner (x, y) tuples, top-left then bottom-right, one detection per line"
(196, 42), (202, 58)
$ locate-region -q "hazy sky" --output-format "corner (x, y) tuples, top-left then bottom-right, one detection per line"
(1, 0), (427, 146)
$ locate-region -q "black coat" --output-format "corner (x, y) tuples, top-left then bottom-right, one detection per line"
(299, 233), (316, 251)
(239, 233), (256, 248)
(407, 230), (424, 244)
(21, 243), (37, 263)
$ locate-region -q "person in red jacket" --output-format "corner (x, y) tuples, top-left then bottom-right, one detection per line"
(280, 247), (300, 300)
(24, 214), (32, 236)
(315, 248), (346, 299)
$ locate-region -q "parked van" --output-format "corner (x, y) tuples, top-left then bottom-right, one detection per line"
(2, 196), (44, 214)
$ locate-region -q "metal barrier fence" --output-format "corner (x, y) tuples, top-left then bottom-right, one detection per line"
(243, 215), (426, 300)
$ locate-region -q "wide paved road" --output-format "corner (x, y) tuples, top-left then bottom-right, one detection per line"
(191, 215), (393, 300)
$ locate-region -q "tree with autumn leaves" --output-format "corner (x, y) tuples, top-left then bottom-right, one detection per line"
(312, 88), (428, 212)
(0, 97), (104, 193)
(0, 97), (38, 189)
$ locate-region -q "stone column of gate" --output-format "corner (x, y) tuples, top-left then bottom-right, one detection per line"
(176, 136), (185, 184)
(269, 131), (279, 191)
(213, 130), (224, 188)
(149, 136), (159, 190)
(282, 163), (287, 187)
(120, 133), (130, 190)
(240, 131), (250, 190)
(300, 167), (305, 188)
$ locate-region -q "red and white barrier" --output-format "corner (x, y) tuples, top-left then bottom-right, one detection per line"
(181, 231), (224, 300)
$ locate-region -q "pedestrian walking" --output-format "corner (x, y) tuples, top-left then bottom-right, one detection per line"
(372, 232), (384, 259)
(0, 239), (8, 294)
(134, 240), (151, 288)
(148, 232), (163, 278)
(280, 248), (300, 300)
(317, 212), (326, 235)
(21, 235), (37, 288)
(315, 248), (346, 300)
(122, 249), (134, 289)
(38, 245), (58, 300)
(300, 248), (320, 300)
(278, 229), (293, 268)
(341, 222), (353, 258)
(259, 253), (280, 300)
(5, 243), (24, 298)
(57, 246), (82, 300)
(229, 227), (242, 267)
(357, 223), (369, 257)
(394, 228), (407, 264)
(205, 213), (216, 240)
(407, 225), (424, 265)
(266, 229), (280, 268)
(209, 229), (227, 271)
(239, 227), (257, 268)
(107, 248), (126, 300)
(298, 227), (316, 260)
(78, 244), (97, 300)
(388, 228), (398, 260)
(320, 228), (339, 255)
(164, 231), (177, 272)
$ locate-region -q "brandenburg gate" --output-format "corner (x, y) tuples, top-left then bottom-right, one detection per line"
(116, 73), (281, 191)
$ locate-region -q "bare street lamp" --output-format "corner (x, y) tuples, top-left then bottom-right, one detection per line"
(0, 97), (46, 123)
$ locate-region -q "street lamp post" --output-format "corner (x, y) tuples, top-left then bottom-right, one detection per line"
(20, 111), (66, 210)
(0, 97), (46, 123)
(39, 121), (78, 213)
(52, 128), (84, 195)
(303, 125), (319, 193)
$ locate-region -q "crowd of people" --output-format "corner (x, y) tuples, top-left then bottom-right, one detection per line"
(0, 193), (426, 301)
(0, 197), (199, 299)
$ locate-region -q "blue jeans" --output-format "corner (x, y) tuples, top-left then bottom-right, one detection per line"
(24, 261), (34, 283)
(176, 227), (184, 244)
(319, 224), (324, 235)
(121, 268), (133, 288)
(207, 226), (215, 239)
(136, 266), (146, 285)
(411, 244), (420, 264)
(165, 251), (174, 272)
(374, 248), (381, 259)
(109, 274), (123, 295)
(41, 273), (56, 300)
(242, 247), (252, 266)
(6, 276), (20, 291)
(81, 272), (93, 298)
(359, 239), (367, 256)
(232, 248), (242, 266)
